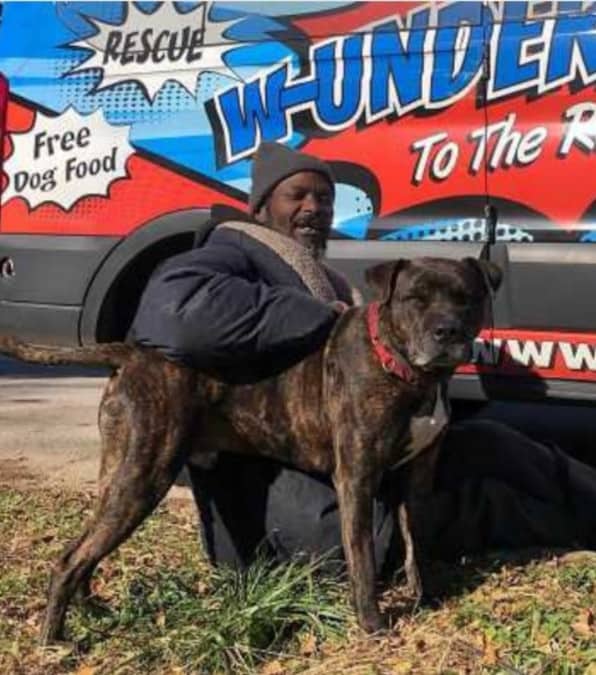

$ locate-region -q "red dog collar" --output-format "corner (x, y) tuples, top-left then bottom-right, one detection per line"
(367, 302), (416, 383)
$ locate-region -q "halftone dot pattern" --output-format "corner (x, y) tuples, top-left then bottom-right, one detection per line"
(16, 175), (130, 227)
(97, 82), (156, 122)
(58, 77), (99, 113)
(54, 57), (81, 77)
(332, 184), (374, 238)
(196, 71), (232, 101)
(451, 220), (486, 242)
(55, 70), (207, 126)
(354, 194), (373, 215)
(4, 1), (293, 209)
(52, 1), (252, 119)
(381, 220), (533, 243)
(13, 154), (225, 234)
(154, 79), (197, 111)
(79, 196), (112, 213)
(496, 224), (533, 242)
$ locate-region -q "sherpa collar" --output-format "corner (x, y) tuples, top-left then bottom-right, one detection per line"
(218, 220), (354, 304)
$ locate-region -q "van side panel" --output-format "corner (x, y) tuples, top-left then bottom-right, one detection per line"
(0, 2), (595, 398)
(475, 3), (596, 394)
(0, 74), (6, 225)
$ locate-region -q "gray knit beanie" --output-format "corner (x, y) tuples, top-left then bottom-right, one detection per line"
(249, 142), (335, 214)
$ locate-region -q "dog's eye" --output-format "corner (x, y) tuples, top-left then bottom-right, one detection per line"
(404, 294), (426, 306)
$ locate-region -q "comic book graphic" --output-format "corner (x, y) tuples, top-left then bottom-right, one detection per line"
(0, 0), (593, 240)
(458, 329), (596, 383)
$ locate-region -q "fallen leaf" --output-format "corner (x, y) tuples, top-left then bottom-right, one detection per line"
(33, 528), (59, 544)
(299, 633), (317, 656)
(261, 660), (285, 675)
(74, 667), (96, 675)
(482, 634), (499, 666)
(25, 611), (41, 628)
(571, 608), (595, 638)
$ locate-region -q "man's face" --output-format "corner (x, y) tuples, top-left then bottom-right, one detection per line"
(255, 171), (334, 258)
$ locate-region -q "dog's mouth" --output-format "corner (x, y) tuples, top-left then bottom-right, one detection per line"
(414, 356), (457, 372)
(410, 341), (473, 371)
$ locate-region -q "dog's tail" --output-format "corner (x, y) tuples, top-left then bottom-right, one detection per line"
(0, 336), (134, 368)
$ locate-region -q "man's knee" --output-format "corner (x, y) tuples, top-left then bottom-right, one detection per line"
(446, 418), (526, 452)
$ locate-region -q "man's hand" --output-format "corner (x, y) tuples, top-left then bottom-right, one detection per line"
(330, 300), (350, 314)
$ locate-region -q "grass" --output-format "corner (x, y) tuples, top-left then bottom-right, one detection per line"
(0, 486), (595, 674)
(0, 487), (352, 675)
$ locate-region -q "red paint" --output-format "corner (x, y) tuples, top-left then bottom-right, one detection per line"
(458, 329), (596, 382)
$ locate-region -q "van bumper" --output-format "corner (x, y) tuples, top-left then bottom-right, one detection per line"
(0, 233), (119, 345)
(0, 299), (81, 345)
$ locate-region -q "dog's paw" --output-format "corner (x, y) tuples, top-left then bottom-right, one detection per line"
(404, 562), (423, 601)
(359, 611), (385, 634)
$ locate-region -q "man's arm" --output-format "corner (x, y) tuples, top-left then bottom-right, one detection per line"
(129, 239), (338, 378)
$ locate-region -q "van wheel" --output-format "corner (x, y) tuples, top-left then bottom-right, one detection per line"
(96, 233), (195, 342)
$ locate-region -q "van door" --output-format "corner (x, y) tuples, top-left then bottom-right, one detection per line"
(317, 2), (491, 400)
(0, 73), (6, 225)
(481, 2), (596, 401)
(326, 2), (490, 288)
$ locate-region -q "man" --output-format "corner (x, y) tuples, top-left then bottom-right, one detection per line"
(129, 141), (362, 566)
(130, 142), (355, 384)
(131, 141), (596, 573)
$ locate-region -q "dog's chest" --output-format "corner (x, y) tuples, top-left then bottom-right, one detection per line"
(394, 384), (449, 469)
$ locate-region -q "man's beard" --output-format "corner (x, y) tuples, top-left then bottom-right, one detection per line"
(293, 218), (328, 260)
(264, 208), (329, 259)
(300, 236), (326, 260)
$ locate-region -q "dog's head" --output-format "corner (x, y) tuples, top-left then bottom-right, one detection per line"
(365, 257), (502, 372)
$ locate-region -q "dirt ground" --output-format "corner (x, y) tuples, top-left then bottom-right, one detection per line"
(0, 375), (191, 499)
(1, 376), (595, 673)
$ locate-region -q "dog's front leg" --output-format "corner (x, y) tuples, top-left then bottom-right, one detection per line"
(397, 500), (422, 600)
(333, 460), (382, 633)
(396, 440), (442, 600)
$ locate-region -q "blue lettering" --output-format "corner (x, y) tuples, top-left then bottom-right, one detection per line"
(369, 10), (429, 115)
(492, 2), (544, 93)
(216, 62), (291, 157)
(546, 3), (596, 85)
(313, 36), (364, 127)
(213, 1), (596, 164)
(280, 80), (317, 109)
(431, 2), (485, 103)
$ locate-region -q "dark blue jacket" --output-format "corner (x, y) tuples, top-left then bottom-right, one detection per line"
(129, 206), (344, 382)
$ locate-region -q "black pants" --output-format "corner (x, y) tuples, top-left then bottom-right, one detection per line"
(188, 420), (596, 572)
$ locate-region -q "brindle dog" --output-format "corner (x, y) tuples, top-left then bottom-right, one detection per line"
(0, 256), (500, 643)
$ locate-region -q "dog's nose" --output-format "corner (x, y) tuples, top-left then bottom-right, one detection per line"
(433, 320), (460, 344)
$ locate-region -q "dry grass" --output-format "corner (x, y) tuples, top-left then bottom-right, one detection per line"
(0, 485), (594, 675)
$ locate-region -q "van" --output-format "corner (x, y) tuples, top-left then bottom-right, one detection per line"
(0, 1), (595, 401)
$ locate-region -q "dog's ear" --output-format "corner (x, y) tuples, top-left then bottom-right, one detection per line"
(463, 258), (503, 293)
(365, 260), (408, 304)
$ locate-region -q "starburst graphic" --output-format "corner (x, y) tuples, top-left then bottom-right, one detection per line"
(66, 2), (244, 101)
(3, 108), (133, 210)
